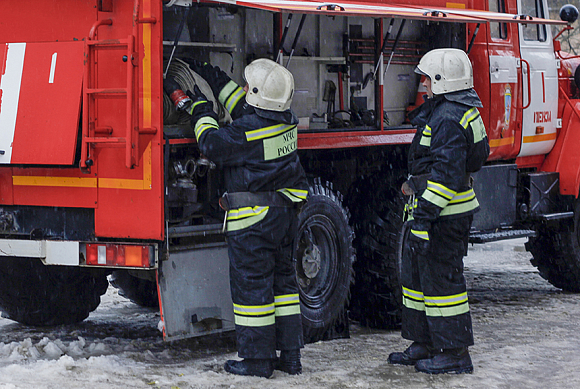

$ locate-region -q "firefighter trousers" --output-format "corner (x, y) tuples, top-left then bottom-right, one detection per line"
(401, 215), (474, 350)
(226, 206), (304, 360)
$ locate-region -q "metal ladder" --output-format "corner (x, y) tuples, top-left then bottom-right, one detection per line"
(81, 1), (157, 170)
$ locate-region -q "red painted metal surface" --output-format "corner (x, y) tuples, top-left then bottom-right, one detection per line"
(0, 0), (164, 241)
(542, 93), (580, 196)
(298, 130), (415, 149)
(9, 42), (84, 165)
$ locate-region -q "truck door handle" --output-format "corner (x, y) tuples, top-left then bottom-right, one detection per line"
(521, 59), (531, 109)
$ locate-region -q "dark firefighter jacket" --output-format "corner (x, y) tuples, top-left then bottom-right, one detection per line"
(193, 80), (308, 232)
(406, 88), (489, 228)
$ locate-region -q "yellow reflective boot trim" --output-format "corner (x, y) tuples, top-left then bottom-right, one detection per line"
(424, 291), (470, 317)
(402, 286), (425, 312)
(233, 302), (275, 316)
(234, 313), (276, 327)
(233, 302), (276, 327)
(226, 206), (269, 232)
(275, 293), (301, 317)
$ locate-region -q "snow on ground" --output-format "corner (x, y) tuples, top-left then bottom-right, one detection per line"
(0, 239), (579, 388)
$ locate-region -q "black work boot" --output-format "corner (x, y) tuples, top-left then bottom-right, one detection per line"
(275, 349), (302, 375)
(415, 347), (473, 374)
(388, 342), (434, 366)
(224, 358), (274, 378)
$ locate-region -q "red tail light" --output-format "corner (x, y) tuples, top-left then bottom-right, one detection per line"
(83, 243), (155, 268)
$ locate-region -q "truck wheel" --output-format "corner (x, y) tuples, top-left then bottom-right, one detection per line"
(526, 200), (580, 292)
(349, 172), (406, 328)
(0, 257), (109, 326)
(110, 270), (159, 308)
(295, 178), (355, 343)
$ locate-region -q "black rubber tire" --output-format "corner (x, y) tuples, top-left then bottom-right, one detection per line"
(348, 171), (407, 329)
(110, 270), (159, 308)
(295, 178), (355, 343)
(526, 199), (580, 292)
(0, 257), (109, 326)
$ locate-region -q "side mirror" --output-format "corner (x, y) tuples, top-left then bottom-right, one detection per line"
(560, 4), (579, 23)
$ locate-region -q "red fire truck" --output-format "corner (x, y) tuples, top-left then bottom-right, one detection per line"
(0, 0), (577, 342)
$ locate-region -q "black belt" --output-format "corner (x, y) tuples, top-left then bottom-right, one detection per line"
(220, 191), (295, 211)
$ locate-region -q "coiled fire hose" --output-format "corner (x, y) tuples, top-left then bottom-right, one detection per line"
(163, 58), (232, 126)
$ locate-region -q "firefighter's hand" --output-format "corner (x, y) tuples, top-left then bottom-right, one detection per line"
(407, 219), (431, 254)
(187, 85), (218, 123)
(186, 59), (232, 97)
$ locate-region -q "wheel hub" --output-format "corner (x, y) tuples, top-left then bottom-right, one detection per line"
(302, 244), (321, 280)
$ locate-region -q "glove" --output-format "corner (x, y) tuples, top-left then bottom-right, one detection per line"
(187, 85), (218, 126)
(185, 59), (233, 98)
(407, 219), (431, 254)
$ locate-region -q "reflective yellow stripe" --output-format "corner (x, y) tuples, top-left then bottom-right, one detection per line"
(403, 295), (426, 311)
(218, 80), (239, 106)
(420, 125), (431, 147)
(12, 176), (97, 188)
(449, 190), (475, 203)
(460, 107), (487, 143)
(439, 196), (479, 216)
(234, 313), (276, 327)
(274, 293), (300, 306)
(424, 291), (468, 306)
(194, 116), (218, 139)
(426, 181), (456, 200)
(246, 124), (296, 141)
(470, 115), (487, 143)
(275, 305), (301, 317)
(460, 107), (479, 129)
(422, 190), (450, 208)
(277, 188), (308, 202)
(224, 86), (246, 113)
(226, 206), (269, 232)
(425, 301), (469, 317)
(402, 286), (424, 300)
(227, 206), (268, 220)
(233, 302), (275, 316)
(263, 127), (297, 161)
(411, 229), (429, 241)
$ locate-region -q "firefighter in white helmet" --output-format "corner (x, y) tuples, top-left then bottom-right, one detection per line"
(165, 58), (307, 378)
(388, 48), (489, 374)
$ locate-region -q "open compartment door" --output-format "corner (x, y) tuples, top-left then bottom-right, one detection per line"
(0, 41), (83, 165)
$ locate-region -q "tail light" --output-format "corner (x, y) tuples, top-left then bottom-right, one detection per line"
(82, 243), (156, 268)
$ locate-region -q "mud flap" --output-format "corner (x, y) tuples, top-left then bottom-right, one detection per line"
(157, 245), (234, 341)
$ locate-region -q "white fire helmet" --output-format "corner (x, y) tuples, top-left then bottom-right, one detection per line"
(244, 58), (294, 112)
(415, 48), (473, 95)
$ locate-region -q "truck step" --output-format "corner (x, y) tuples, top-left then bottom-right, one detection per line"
(469, 229), (536, 244)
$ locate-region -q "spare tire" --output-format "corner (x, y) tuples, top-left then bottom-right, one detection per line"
(0, 257), (109, 326)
